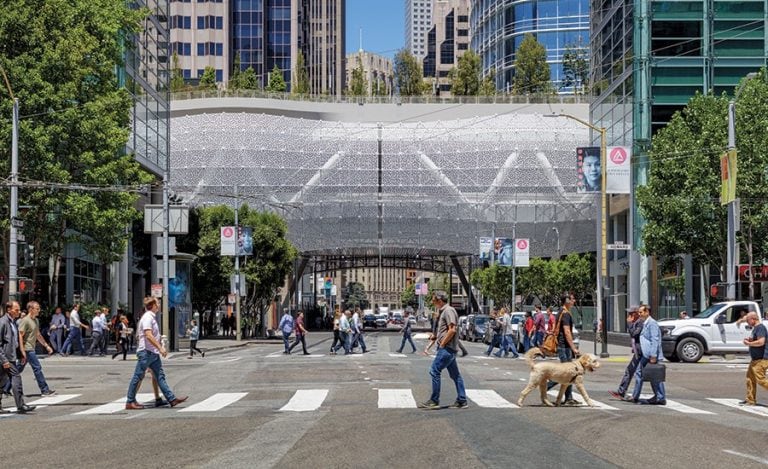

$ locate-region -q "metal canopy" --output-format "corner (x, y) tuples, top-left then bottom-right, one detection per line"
(169, 112), (597, 259)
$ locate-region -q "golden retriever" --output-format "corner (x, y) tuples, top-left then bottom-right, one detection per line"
(517, 347), (600, 407)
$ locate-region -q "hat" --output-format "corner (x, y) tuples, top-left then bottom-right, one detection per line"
(626, 305), (640, 313)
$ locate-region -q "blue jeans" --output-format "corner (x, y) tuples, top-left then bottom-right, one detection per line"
(24, 351), (51, 394)
(631, 356), (666, 401)
(523, 333), (532, 352)
(546, 347), (574, 401)
(126, 350), (176, 404)
(534, 331), (544, 348)
(398, 333), (417, 353)
(429, 347), (467, 405)
(352, 332), (367, 352)
(282, 331), (291, 352)
(62, 327), (86, 355)
(50, 329), (64, 353)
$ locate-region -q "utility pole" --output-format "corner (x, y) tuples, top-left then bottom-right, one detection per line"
(235, 185), (241, 341)
(2, 67), (19, 301)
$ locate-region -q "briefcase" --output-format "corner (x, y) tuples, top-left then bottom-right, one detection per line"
(642, 363), (666, 383)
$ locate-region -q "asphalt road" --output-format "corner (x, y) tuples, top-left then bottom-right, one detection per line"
(1, 331), (767, 469)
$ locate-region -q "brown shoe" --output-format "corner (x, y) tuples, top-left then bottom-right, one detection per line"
(125, 402), (145, 410)
(169, 396), (188, 408)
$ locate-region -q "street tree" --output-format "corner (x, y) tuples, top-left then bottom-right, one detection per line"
(199, 66), (217, 90)
(400, 283), (419, 309)
(343, 281), (369, 309)
(394, 49), (424, 96)
(512, 33), (552, 95)
(479, 68), (497, 96)
(266, 64), (287, 92)
(348, 54), (368, 96)
(171, 52), (185, 92)
(561, 43), (589, 94)
(229, 53), (243, 90)
(470, 265), (515, 309)
(450, 50), (481, 96)
(239, 66), (259, 90)
(0, 0), (153, 305)
(292, 50), (310, 95)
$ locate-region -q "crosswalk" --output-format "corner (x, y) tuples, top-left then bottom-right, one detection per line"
(3, 388), (768, 420)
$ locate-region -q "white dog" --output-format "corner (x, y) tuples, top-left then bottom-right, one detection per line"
(517, 347), (600, 407)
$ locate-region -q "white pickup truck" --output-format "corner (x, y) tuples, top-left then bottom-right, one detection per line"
(660, 301), (767, 362)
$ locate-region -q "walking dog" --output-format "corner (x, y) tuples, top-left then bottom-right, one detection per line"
(517, 347), (600, 407)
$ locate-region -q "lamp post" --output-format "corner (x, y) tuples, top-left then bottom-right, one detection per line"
(726, 72), (758, 300)
(544, 113), (608, 357)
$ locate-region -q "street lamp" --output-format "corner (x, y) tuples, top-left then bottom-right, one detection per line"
(726, 72), (758, 300)
(544, 113), (608, 357)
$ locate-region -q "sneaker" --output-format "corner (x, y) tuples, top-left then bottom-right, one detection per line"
(640, 397), (667, 406)
(418, 400), (440, 410)
(608, 390), (624, 400)
(41, 389), (56, 396)
(451, 400), (469, 409)
(622, 396), (639, 404)
(738, 400), (756, 406)
(563, 398), (580, 406)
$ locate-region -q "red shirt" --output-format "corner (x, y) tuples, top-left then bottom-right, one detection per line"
(294, 316), (305, 336)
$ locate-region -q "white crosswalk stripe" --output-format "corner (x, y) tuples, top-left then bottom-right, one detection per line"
(546, 390), (618, 410)
(709, 398), (768, 417)
(378, 389), (417, 408)
(179, 393), (247, 412)
(466, 389), (518, 408)
(279, 389), (328, 412)
(4, 394), (81, 413)
(639, 394), (714, 414)
(75, 393), (156, 415)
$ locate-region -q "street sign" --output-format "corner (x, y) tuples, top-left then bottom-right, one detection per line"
(607, 242), (631, 250)
(230, 273), (246, 296)
(151, 283), (163, 298)
(11, 217), (23, 229)
(514, 238), (530, 267)
(143, 205), (189, 234)
(227, 294), (236, 304)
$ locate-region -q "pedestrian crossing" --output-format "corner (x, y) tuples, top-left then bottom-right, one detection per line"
(4, 388), (768, 420)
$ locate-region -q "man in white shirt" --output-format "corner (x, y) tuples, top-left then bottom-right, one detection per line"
(87, 310), (105, 356)
(125, 297), (188, 410)
(351, 308), (367, 353)
(62, 304), (90, 356)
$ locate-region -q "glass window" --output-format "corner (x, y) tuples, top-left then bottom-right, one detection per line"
(216, 69), (223, 82)
(184, 16), (191, 29)
(216, 16), (223, 29)
(215, 43), (223, 56)
(197, 43), (205, 55)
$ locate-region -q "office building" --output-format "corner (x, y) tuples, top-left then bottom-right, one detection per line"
(405, 0), (433, 58)
(470, 0), (590, 92)
(423, 0), (471, 95)
(345, 50), (394, 96)
(169, 0), (229, 84)
(294, 0), (346, 95)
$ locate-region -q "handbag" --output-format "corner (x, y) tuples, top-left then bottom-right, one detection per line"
(540, 313), (565, 356)
(642, 363), (666, 383)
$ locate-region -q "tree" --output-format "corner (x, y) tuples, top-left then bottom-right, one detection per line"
(400, 283), (419, 309)
(229, 53), (243, 90)
(562, 43), (589, 94)
(348, 54), (368, 96)
(394, 49), (424, 96)
(450, 50), (482, 96)
(170, 52), (185, 92)
(479, 68), (497, 96)
(343, 282), (368, 309)
(266, 64), (287, 92)
(512, 33), (552, 95)
(292, 50), (310, 95)
(0, 0), (153, 305)
(239, 66), (258, 90)
(199, 66), (217, 90)
(470, 265), (515, 309)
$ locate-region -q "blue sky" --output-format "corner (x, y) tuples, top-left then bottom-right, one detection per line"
(345, 0), (404, 58)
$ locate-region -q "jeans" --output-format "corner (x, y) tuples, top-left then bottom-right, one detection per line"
(62, 327), (86, 355)
(398, 333), (417, 353)
(126, 350), (176, 404)
(617, 352), (642, 395)
(333, 331), (351, 354)
(50, 329), (64, 353)
(282, 331), (291, 353)
(632, 356), (665, 401)
(546, 347), (574, 401)
(523, 333), (532, 352)
(429, 347), (466, 405)
(486, 334), (499, 355)
(534, 331), (544, 348)
(24, 350), (51, 394)
(288, 334), (308, 354)
(352, 331), (367, 352)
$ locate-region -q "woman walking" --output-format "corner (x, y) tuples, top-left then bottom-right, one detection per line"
(187, 320), (205, 358)
(112, 315), (132, 360)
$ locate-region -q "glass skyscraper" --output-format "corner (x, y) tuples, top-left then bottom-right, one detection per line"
(470, 0), (590, 92)
(232, 0), (291, 89)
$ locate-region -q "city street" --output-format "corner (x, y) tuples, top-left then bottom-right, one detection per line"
(1, 332), (767, 469)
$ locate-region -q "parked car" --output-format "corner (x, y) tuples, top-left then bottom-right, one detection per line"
(363, 313), (376, 329)
(392, 311), (404, 325)
(375, 313), (388, 328)
(465, 314), (490, 342)
(509, 312), (527, 351)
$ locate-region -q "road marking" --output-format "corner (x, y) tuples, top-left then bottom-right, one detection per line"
(388, 353), (407, 358)
(266, 351), (284, 358)
(377, 389), (417, 408)
(211, 357), (242, 364)
(3, 394), (81, 413)
(640, 394), (714, 414)
(709, 398), (768, 417)
(722, 449), (768, 465)
(466, 389), (518, 408)
(75, 394), (156, 415)
(412, 333), (432, 340)
(546, 390), (618, 410)
(179, 393), (248, 412)
(279, 389), (329, 412)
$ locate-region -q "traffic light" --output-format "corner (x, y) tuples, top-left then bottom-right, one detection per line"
(710, 283), (727, 300)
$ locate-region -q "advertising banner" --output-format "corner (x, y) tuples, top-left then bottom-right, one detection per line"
(576, 147), (601, 193)
(479, 237), (492, 261)
(220, 226), (236, 256)
(494, 238), (513, 266)
(238, 227), (253, 256)
(514, 239), (530, 267)
(606, 146), (631, 194)
(720, 149), (737, 205)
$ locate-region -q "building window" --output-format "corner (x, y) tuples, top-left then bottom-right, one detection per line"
(458, 29), (468, 37)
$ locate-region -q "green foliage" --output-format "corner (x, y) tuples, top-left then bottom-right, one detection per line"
(470, 265), (515, 309)
(400, 283), (418, 309)
(266, 64), (287, 92)
(343, 281), (368, 309)
(239, 66), (258, 90)
(479, 68), (497, 96)
(170, 52), (185, 92)
(199, 66), (217, 90)
(450, 50), (482, 96)
(229, 53), (242, 90)
(348, 54), (368, 96)
(561, 43), (589, 94)
(512, 33), (552, 94)
(0, 0), (153, 304)
(292, 50), (310, 95)
(394, 49), (424, 96)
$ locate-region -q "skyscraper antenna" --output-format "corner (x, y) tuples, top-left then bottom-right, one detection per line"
(359, 27), (363, 53)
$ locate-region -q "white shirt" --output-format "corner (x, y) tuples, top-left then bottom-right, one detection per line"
(69, 309), (82, 328)
(137, 310), (160, 354)
(91, 316), (103, 333)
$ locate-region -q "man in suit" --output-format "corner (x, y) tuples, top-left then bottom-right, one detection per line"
(627, 305), (666, 405)
(0, 301), (36, 413)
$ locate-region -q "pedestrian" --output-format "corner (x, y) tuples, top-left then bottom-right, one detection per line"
(609, 306), (643, 400)
(15, 301), (56, 396)
(523, 311), (535, 352)
(187, 320), (205, 359)
(329, 312), (342, 355)
(112, 315), (132, 360)
(278, 310), (294, 354)
(627, 306), (666, 405)
(740, 311), (768, 405)
(351, 308), (367, 353)
(0, 301), (35, 413)
(221, 314), (229, 337)
(397, 307), (417, 353)
(418, 291), (467, 410)
(495, 308), (519, 358)
(125, 296), (188, 410)
(546, 294), (580, 406)
(48, 306), (66, 354)
(88, 308), (106, 356)
(485, 310), (502, 356)
(334, 310), (352, 355)
(532, 305), (545, 347)
(62, 303), (89, 356)
(99, 308), (110, 355)
(287, 311), (310, 355)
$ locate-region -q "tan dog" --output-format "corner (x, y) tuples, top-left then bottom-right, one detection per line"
(517, 347), (600, 407)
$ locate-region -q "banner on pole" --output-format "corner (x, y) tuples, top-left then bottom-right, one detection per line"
(514, 239), (530, 267)
(479, 237), (492, 261)
(494, 238), (513, 266)
(151, 283), (163, 298)
(720, 149), (737, 205)
(576, 147), (601, 193)
(220, 226), (236, 256)
(238, 227), (253, 256)
(606, 146), (631, 194)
